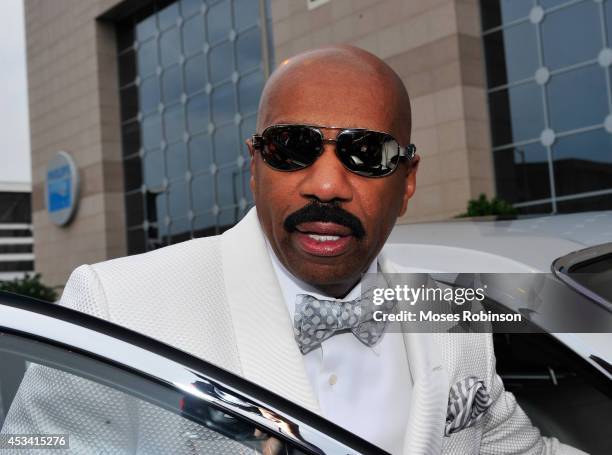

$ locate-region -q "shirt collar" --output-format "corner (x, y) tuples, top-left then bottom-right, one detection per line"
(265, 239), (378, 319)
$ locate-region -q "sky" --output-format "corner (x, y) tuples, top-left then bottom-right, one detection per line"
(0, 0), (31, 184)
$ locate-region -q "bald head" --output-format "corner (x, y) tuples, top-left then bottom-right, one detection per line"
(257, 45), (412, 145)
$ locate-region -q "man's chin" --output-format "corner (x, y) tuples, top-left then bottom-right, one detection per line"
(287, 259), (366, 293)
(277, 236), (372, 294)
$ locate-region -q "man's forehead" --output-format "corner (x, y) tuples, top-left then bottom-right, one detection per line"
(261, 89), (395, 130)
(257, 46), (411, 140)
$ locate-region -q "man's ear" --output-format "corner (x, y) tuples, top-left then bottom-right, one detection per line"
(398, 154), (420, 217)
(246, 137), (255, 157)
(246, 138), (257, 197)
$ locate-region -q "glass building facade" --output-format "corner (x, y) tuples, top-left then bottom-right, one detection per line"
(114, 0), (612, 256)
(116, 0), (270, 254)
(481, 0), (612, 214)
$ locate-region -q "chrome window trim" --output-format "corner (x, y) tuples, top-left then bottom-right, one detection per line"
(552, 242), (612, 312)
(0, 292), (388, 455)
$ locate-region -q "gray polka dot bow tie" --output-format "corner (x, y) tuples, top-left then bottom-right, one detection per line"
(293, 291), (396, 355)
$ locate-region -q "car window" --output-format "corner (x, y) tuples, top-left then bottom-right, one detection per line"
(567, 252), (612, 303)
(0, 332), (309, 455)
(553, 242), (612, 308)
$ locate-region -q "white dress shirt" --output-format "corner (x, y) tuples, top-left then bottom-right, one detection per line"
(266, 243), (412, 455)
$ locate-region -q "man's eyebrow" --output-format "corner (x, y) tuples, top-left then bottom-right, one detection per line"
(265, 121), (369, 129)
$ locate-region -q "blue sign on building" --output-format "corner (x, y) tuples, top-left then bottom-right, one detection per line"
(47, 165), (72, 212)
(45, 152), (80, 226)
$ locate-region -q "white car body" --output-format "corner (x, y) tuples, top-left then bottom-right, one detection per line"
(388, 210), (612, 376)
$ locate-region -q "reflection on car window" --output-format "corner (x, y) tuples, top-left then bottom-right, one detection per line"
(0, 334), (307, 455)
(568, 253), (612, 303)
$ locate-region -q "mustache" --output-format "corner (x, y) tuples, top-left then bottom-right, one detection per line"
(283, 202), (366, 239)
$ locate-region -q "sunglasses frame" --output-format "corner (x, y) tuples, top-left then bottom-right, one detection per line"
(251, 124), (417, 178)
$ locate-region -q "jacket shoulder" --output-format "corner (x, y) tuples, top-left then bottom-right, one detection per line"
(89, 235), (224, 313)
(92, 235), (220, 276)
(60, 235), (223, 322)
(72, 234), (241, 369)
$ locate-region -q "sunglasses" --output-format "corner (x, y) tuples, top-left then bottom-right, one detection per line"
(251, 124), (416, 178)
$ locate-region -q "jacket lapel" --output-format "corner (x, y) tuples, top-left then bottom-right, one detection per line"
(379, 251), (449, 455)
(220, 208), (321, 415)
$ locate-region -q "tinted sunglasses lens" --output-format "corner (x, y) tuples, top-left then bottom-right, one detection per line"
(336, 131), (400, 177)
(261, 126), (322, 171)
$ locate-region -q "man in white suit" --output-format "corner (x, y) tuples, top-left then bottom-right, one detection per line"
(3, 45), (583, 454)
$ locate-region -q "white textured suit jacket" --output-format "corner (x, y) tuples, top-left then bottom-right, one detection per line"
(3, 208), (583, 454)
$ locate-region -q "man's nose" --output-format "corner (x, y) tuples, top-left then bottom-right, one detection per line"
(298, 143), (353, 203)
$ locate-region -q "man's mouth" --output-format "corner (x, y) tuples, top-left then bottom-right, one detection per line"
(305, 234), (342, 242)
(293, 222), (354, 257)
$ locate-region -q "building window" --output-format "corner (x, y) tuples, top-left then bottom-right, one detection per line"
(0, 192), (33, 280)
(481, 0), (612, 214)
(0, 192), (31, 224)
(116, 0), (270, 254)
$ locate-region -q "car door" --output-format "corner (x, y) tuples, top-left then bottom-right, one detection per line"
(0, 291), (388, 455)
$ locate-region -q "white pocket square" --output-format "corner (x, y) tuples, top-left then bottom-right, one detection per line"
(445, 376), (492, 436)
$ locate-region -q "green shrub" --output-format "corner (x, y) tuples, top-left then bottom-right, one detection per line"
(0, 273), (58, 302)
(457, 193), (518, 218)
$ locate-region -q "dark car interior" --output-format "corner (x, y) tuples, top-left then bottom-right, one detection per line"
(495, 333), (612, 455)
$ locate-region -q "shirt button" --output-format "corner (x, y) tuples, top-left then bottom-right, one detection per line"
(329, 374), (337, 386)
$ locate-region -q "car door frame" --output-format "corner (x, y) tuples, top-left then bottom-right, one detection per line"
(0, 291), (389, 455)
